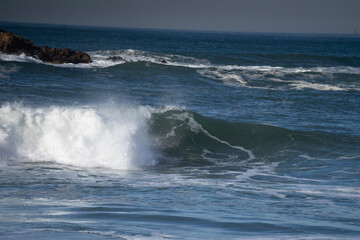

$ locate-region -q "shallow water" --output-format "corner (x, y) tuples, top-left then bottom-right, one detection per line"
(0, 22), (360, 239)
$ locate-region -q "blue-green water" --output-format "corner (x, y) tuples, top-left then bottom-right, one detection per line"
(0, 23), (360, 239)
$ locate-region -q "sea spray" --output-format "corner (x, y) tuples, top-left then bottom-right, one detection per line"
(0, 103), (155, 169)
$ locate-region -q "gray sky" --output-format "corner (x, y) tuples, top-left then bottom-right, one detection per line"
(0, 0), (359, 34)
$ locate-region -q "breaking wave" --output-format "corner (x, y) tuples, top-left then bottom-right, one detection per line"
(0, 103), (256, 169)
(2, 49), (359, 92)
(0, 102), (358, 170)
(0, 103), (155, 170)
(197, 68), (360, 91)
(1, 49), (360, 74)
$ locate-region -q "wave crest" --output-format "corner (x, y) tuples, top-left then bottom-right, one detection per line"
(0, 103), (155, 170)
(2, 49), (360, 74)
(0, 103), (358, 169)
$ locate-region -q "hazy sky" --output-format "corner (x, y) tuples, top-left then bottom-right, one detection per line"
(0, 0), (359, 34)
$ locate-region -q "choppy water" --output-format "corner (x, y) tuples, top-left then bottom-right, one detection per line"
(0, 23), (360, 239)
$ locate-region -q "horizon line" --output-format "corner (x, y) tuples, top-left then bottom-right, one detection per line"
(1, 20), (359, 37)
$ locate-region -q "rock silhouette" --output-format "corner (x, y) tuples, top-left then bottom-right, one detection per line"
(0, 29), (92, 64)
(107, 56), (124, 61)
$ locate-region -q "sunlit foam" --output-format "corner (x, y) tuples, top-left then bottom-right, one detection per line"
(0, 103), (156, 170)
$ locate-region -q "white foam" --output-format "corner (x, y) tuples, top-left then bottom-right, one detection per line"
(289, 81), (347, 91)
(235, 235), (356, 240)
(295, 187), (360, 198)
(164, 123), (185, 138)
(0, 103), (156, 170)
(197, 69), (246, 86)
(0, 52), (123, 68)
(217, 65), (360, 74)
(0, 53), (42, 63)
(112, 50), (360, 75)
(89, 49), (211, 69)
(197, 69), (280, 90)
(2, 50), (359, 92)
(299, 154), (316, 160)
(198, 68), (360, 91)
(2, 50), (360, 75)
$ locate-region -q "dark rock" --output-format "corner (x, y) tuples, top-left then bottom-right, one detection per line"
(36, 46), (92, 64)
(159, 59), (167, 64)
(0, 29), (92, 64)
(107, 56), (124, 61)
(0, 30), (38, 56)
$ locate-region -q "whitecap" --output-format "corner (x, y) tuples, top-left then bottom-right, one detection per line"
(2, 50), (360, 75)
(0, 102), (156, 170)
(289, 81), (347, 91)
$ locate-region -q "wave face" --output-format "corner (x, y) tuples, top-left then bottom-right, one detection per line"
(150, 109), (360, 167)
(1, 103), (358, 171)
(0, 103), (257, 169)
(0, 103), (155, 169)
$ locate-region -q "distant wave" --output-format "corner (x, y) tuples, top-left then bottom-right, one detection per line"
(1, 50), (360, 92)
(2, 50), (360, 74)
(198, 69), (360, 91)
(89, 49), (360, 75)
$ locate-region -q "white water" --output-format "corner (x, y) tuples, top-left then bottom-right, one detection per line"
(2, 50), (360, 75)
(289, 81), (345, 91)
(197, 68), (360, 91)
(0, 103), (155, 170)
(2, 49), (359, 92)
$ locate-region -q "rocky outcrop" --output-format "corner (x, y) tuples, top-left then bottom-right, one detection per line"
(107, 56), (124, 61)
(106, 55), (168, 64)
(0, 29), (92, 64)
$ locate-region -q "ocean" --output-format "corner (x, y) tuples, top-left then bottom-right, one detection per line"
(0, 22), (359, 239)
